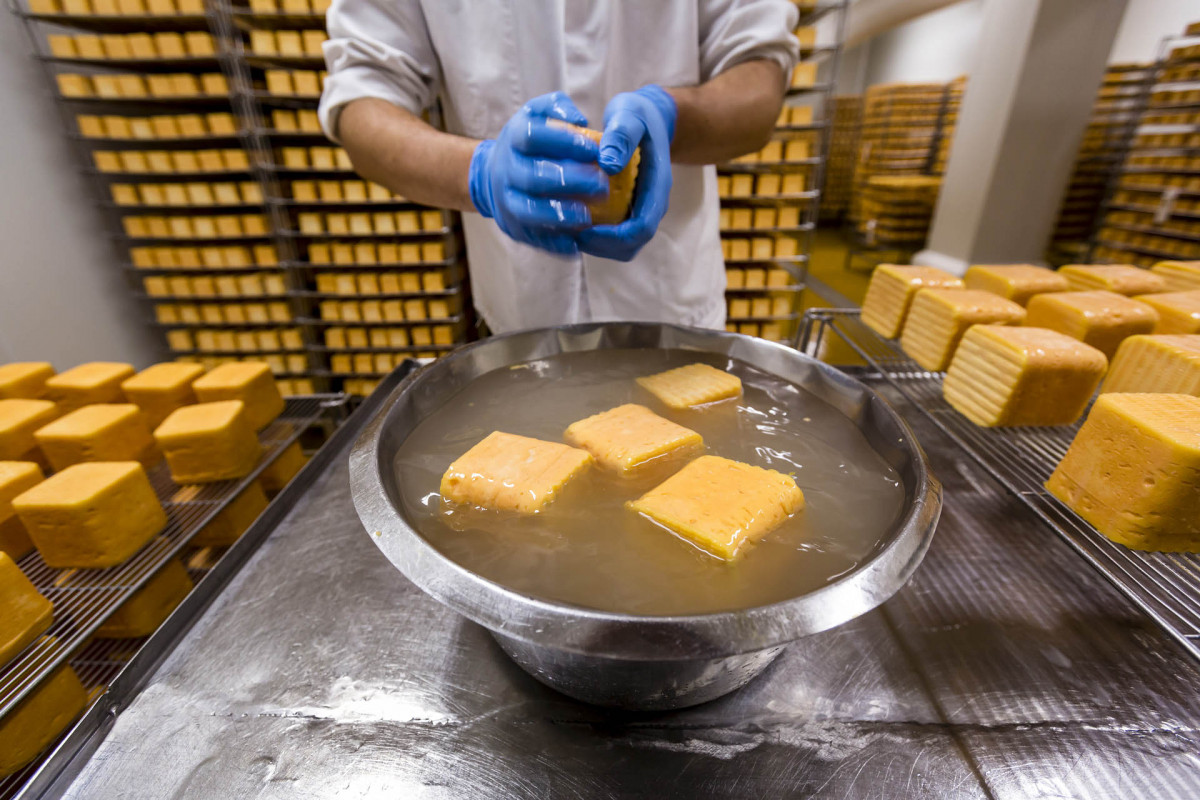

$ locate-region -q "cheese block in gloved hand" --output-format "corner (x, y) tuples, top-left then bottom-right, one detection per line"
(550, 122), (640, 225)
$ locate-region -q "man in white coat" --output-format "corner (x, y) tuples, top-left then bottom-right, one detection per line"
(319, 1), (800, 333)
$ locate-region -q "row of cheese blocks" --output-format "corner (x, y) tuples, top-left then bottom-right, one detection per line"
(717, 172), (808, 198)
(162, 324), (302, 352)
(1107, 210), (1200, 237)
(719, 205), (802, 231)
(94, 148), (251, 175)
(56, 72), (229, 99)
(727, 295), (794, 319)
(325, 326), (455, 350)
(1092, 245), (1168, 271)
(1159, 61), (1200, 85)
(77, 112), (237, 140)
(296, 210), (448, 236)
(123, 213), (269, 239)
(724, 266), (796, 290)
(173, 354), (308, 381)
(165, 333), (307, 363)
(724, 320), (795, 341)
(28, 0), (206, 14)
(144, 272), (288, 298)
(1119, 173), (1200, 191)
(264, 69), (326, 98)
(1127, 154), (1200, 170)
(318, 298), (459, 323)
(279, 146), (352, 170)
(775, 106), (814, 127)
(343, 378), (382, 396)
(1145, 105), (1200, 125)
(291, 179), (403, 203)
(307, 240), (451, 265)
(788, 62), (817, 90)
(155, 302), (292, 325)
(1097, 227), (1200, 260)
(47, 31), (216, 60)
(112, 181), (262, 208)
(250, 29), (327, 57)
(330, 349), (451, 375)
(246, 0), (331, 14)
(721, 236), (800, 261)
(132, 244), (278, 269)
(314, 270), (450, 295)
(270, 108), (321, 133)
(1130, 129), (1200, 148)
(728, 138), (811, 165)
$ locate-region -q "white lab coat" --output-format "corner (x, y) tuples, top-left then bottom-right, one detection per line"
(319, 0), (800, 333)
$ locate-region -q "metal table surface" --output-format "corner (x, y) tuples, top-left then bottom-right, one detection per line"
(54, 381), (1200, 799)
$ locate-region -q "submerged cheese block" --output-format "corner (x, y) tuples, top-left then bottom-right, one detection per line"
(1059, 264), (1167, 296)
(564, 403), (703, 476)
(627, 455), (804, 560)
(0, 362), (55, 400)
(440, 431), (592, 514)
(1151, 260), (1200, 292)
(0, 399), (58, 461)
(1134, 290), (1200, 334)
(861, 264), (964, 338)
(96, 558), (193, 638)
(1102, 335), (1200, 396)
(635, 363), (742, 409)
(1047, 393), (1200, 551)
(121, 362), (205, 429)
(963, 264), (1070, 306)
(1024, 291), (1158, 359)
(899, 288), (1026, 371)
(44, 362), (135, 412)
(0, 552), (53, 667)
(154, 401), (263, 483)
(258, 440), (306, 492)
(192, 362), (284, 430)
(0, 461), (44, 560)
(192, 480), (268, 546)
(548, 121), (640, 225)
(34, 403), (158, 470)
(943, 326), (1107, 427)
(0, 653), (87, 777)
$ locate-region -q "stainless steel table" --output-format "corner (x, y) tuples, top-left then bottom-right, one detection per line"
(52, 381), (1200, 799)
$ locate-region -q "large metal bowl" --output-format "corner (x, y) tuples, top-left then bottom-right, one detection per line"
(350, 323), (941, 709)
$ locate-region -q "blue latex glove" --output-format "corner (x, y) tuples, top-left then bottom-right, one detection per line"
(468, 92), (607, 256)
(576, 85), (677, 262)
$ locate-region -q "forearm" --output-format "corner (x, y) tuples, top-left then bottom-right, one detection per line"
(665, 59), (787, 165)
(336, 98), (478, 212)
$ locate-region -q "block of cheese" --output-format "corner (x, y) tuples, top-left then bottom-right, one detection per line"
(44, 362), (135, 412)
(564, 403), (703, 477)
(0, 655), (87, 777)
(1134, 290), (1200, 334)
(963, 264), (1070, 306)
(0, 399), (58, 461)
(154, 400), (263, 483)
(861, 264), (965, 338)
(13, 462), (166, 568)
(636, 363), (742, 409)
(943, 325), (1107, 427)
(900, 289), (1026, 371)
(192, 480), (267, 546)
(96, 558), (192, 638)
(439, 431), (592, 514)
(0, 462), (43, 560)
(121, 362), (205, 429)
(192, 362), (284, 430)
(628, 455), (804, 560)
(1047, 393), (1200, 551)
(1151, 260), (1200, 292)
(1102, 335), (1200, 396)
(0, 552), (53, 666)
(1025, 291), (1158, 359)
(258, 440), (305, 492)
(34, 404), (158, 470)
(1059, 264), (1167, 296)
(0, 363), (55, 400)
(547, 121), (639, 225)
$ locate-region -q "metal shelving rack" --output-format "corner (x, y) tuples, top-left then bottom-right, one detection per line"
(799, 309), (1200, 665)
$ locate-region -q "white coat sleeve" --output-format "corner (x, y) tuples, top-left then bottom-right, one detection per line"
(318, 0), (441, 142)
(697, 0), (801, 82)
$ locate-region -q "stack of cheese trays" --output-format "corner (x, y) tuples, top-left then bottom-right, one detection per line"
(860, 261), (1200, 552)
(928, 77), (965, 176)
(820, 94), (862, 222)
(855, 175), (943, 246)
(0, 359), (309, 779)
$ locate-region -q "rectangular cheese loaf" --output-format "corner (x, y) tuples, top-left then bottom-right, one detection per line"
(1150, 260), (1200, 292)
(861, 264), (964, 338)
(44, 362), (135, 412)
(900, 288), (1026, 371)
(1134, 290), (1200, 334)
(0, 552), (53, 666)
(0, 462), (44, 560)
(1024, 291), (1158, 359)
(34, 403), (159, 470)
(963, 264), (1069, 306)
(0, 363), (55, 400)
(1059, 264), (1166, 296)
(565, 403), (702, 477)
(96, 558), (192, 638)
(154, 400), (263, 483)
(0, 655), (87, 777)
(635, 363), (742, 409)
(121, 362), (205, 429)
(1102, 335), (1200, 396)
(440, 431), (592, 514)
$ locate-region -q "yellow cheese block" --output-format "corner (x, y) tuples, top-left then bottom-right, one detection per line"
(861, 264), (964, 338)
(963, 264), (1070, 306)
(899, 288), (1026, 371)
(943, 325), (1108, 427)
(192, 480), (267, 546)
(44, 361), (135, 412)
(1134, 290), (1200, 334)
(96, 558), (192, 638)
(0, 461), (42, 559)
(34, 404), (159, 470)
(192, 361), (284, 430)
(14, 462), (166, 568)
(1151, 260), (1200, 292)
(627, 455), (804, 560)
(0, 399), (58, 461)
(0, 655), (87, 777)
(1102, 335), (1200, 396)
(0, 511), (37, 561)
(258, 440), (305, 492)
(635, 363), (742, 409)
(121, 362), (205, 429)
(1059, 264), (1167, 296)
(564, 403), (703, 476)
(548, 122), (640, 225)
(0, 552), (53, 667)
(1025, 291), (1158, 359)
(154, 400), (262, 483)
(1047, 393), (1200, 551)
(440, 431), (592, 514)
(0, 362), (55, 400)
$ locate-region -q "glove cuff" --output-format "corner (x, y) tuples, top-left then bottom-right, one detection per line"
(638, 84), (678, 143)
(468, 139), (496, 218)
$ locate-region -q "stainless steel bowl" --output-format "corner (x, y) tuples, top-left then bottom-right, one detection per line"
(350, 323), (941, 709)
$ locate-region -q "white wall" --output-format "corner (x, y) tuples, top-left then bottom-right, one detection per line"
(0, 15), (160, 370)
(1109, 0), (1198, 62)
(861, 0), (985, 87)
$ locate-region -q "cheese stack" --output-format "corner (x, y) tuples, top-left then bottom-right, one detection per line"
(861, 265), (964, 338)
(963, 264), (1069, 306)
(899, 289), (1026, 371)
(1059, 264), (1167, 296)
(1103, 335), (1200, 395)
(1025, 291), (1158, 359)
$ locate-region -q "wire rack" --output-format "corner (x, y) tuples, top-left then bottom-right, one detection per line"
(800, 309), (1200, 664)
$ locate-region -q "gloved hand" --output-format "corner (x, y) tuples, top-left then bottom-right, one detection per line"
(469, 92), (608, 256)
(576, 85), (676, 262)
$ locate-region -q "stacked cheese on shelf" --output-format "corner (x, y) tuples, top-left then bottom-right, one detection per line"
(93, 148), (250, 174)
(57, 72), (228, 99)
(47, 31), (216, 60)
(76, 111), (238, 140)
(28, 0), (206, 14)
(112, 181), (262, 207)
